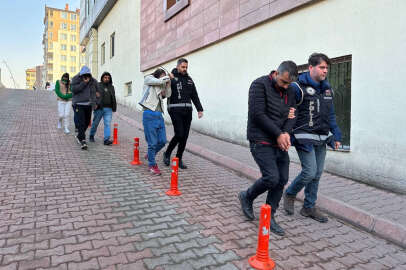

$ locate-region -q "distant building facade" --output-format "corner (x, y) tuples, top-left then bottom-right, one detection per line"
(43, 4), (81, 84)
(25, 68), (36, 90)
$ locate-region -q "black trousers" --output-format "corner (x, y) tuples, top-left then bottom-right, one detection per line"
(165, 110), (192, 160)
(76, 105), (92, 141)
(246, 142), (290, 216)
(72, 104), (79, 129)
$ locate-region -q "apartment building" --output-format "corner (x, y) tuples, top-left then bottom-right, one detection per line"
(43, 4), (81, 84)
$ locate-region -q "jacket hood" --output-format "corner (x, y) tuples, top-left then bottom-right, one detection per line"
(298, 72), (331, 92)
(100, 72), (113, 84)
(171, 68), (188, 77)
(79, 66), (91, 76)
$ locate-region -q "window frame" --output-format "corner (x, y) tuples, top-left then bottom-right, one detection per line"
(101, 42), (106, 65)
(296, 55), (352, 150)
(163, 0), (189, 22)
(110, 32), (115, 58)
(125, 81), (132, 97)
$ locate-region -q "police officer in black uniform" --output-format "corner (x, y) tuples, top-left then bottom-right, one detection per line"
(163, 58), (203, 169)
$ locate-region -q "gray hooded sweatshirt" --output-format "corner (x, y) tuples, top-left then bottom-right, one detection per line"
(71, 66), (97, 107)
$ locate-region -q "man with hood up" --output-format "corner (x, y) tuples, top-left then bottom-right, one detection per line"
(163, 58), (204, 169)
(71, 66), (97, 150)
(89, 72), (117, 145)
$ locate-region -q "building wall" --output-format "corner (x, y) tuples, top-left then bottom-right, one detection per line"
(96, 0), (144, 106)
(140, 0), (315, 70)
(140, 0), (406, 192)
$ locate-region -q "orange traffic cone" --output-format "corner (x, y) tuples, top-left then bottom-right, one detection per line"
(130, 138), (142, 165)
(249, 204), (275, 270)
(166, 157), (181, 196)
(112, 123), (119, 145)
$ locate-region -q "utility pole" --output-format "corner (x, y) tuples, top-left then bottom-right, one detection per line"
(2, 60), (19, 89)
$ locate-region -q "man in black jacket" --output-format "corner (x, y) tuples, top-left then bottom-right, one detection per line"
(163, 58), (203, 169)
(71, 66), (98, 150)
(238, 61), (298, 236)
(89, 72), (117, 145)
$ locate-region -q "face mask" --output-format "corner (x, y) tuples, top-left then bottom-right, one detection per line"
(62, 79), (68, 83)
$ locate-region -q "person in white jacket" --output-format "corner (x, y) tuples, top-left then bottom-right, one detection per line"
(139, 68), (172, 175)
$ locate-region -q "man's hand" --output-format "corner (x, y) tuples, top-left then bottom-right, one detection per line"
(169, 73), (174, 79)
(95, 92), (100, 98)
(335, 141), (341, 150)
(277, 133), (291, 151)
(198, 111), (203, 119)
(288, 107), (296, 119)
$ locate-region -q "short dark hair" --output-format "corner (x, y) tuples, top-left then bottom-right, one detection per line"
(308, 53), (331, 66)
(269, 70), (276, 76)
(152, 68), (166, 79)
(177, 58), (188, 66)
(277, 61), (298, 81)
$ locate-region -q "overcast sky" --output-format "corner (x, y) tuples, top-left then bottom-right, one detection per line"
(0, 0), (81, 89)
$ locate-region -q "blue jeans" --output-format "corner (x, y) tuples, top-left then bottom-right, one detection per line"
(90, 107), (113, 141)
(143, 110), (167, 166)
(286, 144), (327, 209)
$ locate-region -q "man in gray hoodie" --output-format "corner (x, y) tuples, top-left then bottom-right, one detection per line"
(71, 66), (97, 150)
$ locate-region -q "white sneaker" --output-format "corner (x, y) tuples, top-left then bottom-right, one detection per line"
(64, 127), (70, 134)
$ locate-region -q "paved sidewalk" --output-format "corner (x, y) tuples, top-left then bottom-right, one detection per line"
(117, 102), (406, 248)
(0, 89), (405, 270)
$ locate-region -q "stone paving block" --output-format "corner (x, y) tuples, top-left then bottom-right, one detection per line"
(150, 244), (178, 257)
(68, 258), (99, 270)
(187, 254), (217, 269)
(2, 251), (34, 265)
(174, 239), (201, 252)
(212, 250), (240, 264)
(0, 262), (18, 270)
(135, 239), (160, 251)
(19, 257), (51, 270)
(51, 251), (82, 266)
(143, 254), (173, 269)
(36, 246), (65, 258)
(98, 253), (128, 268)
(117, 261), (147, 270)
(82, 246), (110, 261)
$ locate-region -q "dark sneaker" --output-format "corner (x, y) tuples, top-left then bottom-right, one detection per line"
(283, 192), (295, 215)
(163, 152), (170, 166)
(179, 160), (188, 169)
(89, 135), (95, 142)
(238, 191), (254, 221)
(300, 207), (328, 223)
(149, 165), (162, 176)
(80, 140), (88, 150)
(104, 139), (113, 145)
(270, 217), (285, 236)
